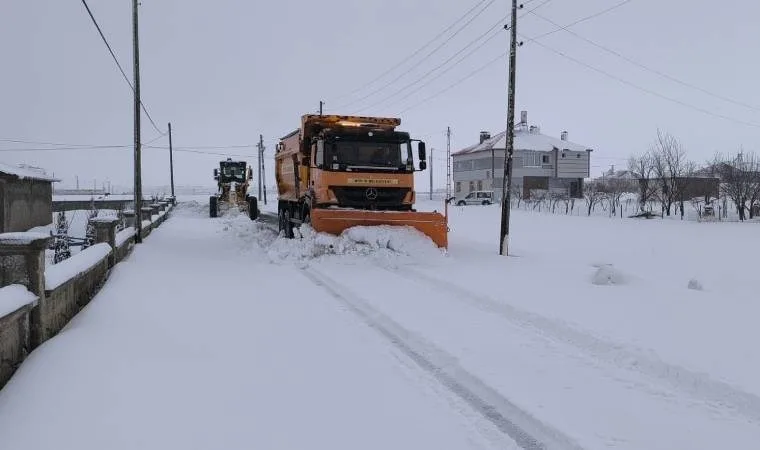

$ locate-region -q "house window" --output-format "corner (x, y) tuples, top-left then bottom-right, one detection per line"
(469, 181), (475, 192)
(455, 182), (461, 193)
(523, 151), (541, 167)
(542, 154), (550, 164)
(477, 180), (483, 190)
(562, 153), (566, 158)
(486, 170), (491, 179)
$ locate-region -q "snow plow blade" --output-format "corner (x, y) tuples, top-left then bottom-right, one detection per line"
(310, 209), (448, 248)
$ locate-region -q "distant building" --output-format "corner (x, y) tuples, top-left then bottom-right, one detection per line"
(0, 163), (59, 232)
(452, 111), (593, 200)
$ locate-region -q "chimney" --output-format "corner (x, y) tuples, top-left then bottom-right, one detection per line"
(520, 110), (527, 126)
(479, 131), (491, 144)
(561, 131), (568, 141)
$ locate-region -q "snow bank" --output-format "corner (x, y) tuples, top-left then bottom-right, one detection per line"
(591, 264), (626, 286)
(115, 227), (136, 247)
(266, 224), (446, 266)
(0, 285), (37, 317)
(45, 243), (112, 290)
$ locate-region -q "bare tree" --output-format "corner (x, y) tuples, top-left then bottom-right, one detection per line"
(583, 181), (606, 216)
(650, 130), (687, 217)
(628, 152), (656, 212)
(714, 149), (759, 221)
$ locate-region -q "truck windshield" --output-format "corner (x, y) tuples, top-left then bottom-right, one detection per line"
(327, 141), (405, 169)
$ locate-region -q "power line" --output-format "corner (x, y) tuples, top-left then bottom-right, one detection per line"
(525, 0), (634, 42)
(80, 0), (165, 135)
(335, 0), (498, 110)
(361, 0), (555, 113)
(527, 9), (760, 113)
(0, 145), (129, 152)
(355, 19), (505, 114)
(394, 0), (632, 114)
(330, 0), (492, 103)
(527, 38), (760, 129)
(400, 52), (507, 113)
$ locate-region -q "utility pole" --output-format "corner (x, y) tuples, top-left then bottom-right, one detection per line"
(132, 0), (143, 243)
(76, 175), (79, 190)
(319, 101), (324, 116)
(500, 0), (519, 256)
(168, 122), (175, 201)
(257, 134), (263, 200)
(261, 140), (267, 205)
(429, 147), (433, 200)
(446, 127), (451, 200)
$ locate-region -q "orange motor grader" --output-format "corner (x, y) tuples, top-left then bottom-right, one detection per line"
(274, 114), (448, 248)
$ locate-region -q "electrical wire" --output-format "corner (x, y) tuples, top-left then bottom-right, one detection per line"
(527, 37), (760, 129)
(525, 0), (635, 42)
(527, 8), (760, 113)
(362, 0), (555, 113)
(330, 0), (492, 103)
(80, 0), (165, 135)
(335, 0), (498, 110)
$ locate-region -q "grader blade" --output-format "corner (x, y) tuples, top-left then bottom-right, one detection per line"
(309, 209), (448, 248)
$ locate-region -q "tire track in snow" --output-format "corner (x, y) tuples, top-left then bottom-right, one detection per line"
(389, 266), (760, 424)
(300, 267), (584, 450)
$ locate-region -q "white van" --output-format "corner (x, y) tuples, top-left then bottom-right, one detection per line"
(451, 190), (494, 206)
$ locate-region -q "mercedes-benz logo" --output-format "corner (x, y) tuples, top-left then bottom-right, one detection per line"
(365, 188), (378, 200)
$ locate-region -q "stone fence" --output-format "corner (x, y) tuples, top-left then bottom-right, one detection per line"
(0, 201), (173, 389)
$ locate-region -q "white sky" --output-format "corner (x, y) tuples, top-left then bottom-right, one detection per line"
(2, 0), (759, 192)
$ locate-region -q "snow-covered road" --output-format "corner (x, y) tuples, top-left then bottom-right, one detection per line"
(1, 200), (759, 449)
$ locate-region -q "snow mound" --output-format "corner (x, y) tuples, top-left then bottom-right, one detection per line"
(592, 264), (626, 286)
(688, 278), (704, 291)
(267, 224), (445, 266)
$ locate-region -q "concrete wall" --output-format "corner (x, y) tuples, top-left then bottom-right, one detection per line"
(0, 176), (53, 233)
(40, 257), (110, 342)
(0, 303), (33, 388)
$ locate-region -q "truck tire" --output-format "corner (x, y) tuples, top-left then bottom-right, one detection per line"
(248, 196), (259, 220)
(457, 200), (466, 206)
(279, 204), (294, 239)
(210, 196), (218, 218)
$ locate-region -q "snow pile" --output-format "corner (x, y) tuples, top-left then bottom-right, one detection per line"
(591, 264), (626, 286)
(0, 285), (37, 317)
(45, 243), (112, 290)
(266, 224), (445, 266)
(688, 278), (704, 291)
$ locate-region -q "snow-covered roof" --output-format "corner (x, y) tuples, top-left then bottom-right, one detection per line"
(0, 162), (59, 182)
(453, 129), (591, 156)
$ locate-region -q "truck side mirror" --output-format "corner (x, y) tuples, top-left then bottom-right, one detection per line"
(419, 160), (427, 171)
(418, 141), (426, 161)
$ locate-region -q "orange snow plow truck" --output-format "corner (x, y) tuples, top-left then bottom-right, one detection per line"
(274, 114), (448, 248)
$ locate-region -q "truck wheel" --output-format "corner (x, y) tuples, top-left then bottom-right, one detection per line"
(457, 200), (466, 206)
(278, 204), (293, 239)
(210, 196), (218, 218)
(482, 200), (491, 205)
(248, 197), (259, 220)
(282, 207), (294, 239)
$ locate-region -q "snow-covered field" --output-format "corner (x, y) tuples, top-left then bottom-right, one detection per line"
(0, 196), (758, 449)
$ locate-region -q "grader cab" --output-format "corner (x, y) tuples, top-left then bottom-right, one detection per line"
(210, 158), (259, 220)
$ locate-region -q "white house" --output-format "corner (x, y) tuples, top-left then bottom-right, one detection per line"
(452, 111), (593, 200)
